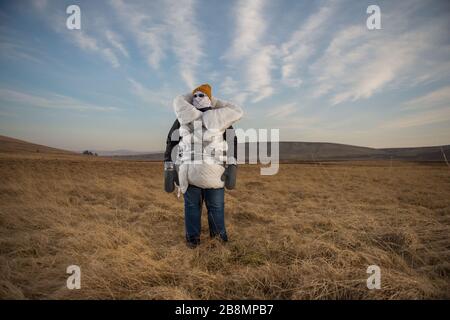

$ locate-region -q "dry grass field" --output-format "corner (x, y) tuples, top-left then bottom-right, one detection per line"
(0, 152), (449, 299)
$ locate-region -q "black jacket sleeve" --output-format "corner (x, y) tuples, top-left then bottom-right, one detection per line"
(164, 119), (181, 162)
(223, 125), (238, 162)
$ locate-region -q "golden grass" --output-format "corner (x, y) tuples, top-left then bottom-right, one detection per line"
(0, 153), (449, 299)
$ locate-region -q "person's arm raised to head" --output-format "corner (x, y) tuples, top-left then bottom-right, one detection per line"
(207, 98), (243, 131)
(173, 93), (202, 125)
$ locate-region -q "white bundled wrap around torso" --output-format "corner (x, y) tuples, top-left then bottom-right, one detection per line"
(173, 93), (243, 194)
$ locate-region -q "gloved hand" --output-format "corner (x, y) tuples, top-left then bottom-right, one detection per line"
(164, 161), (178, 193)
(221, 164), (237, 190)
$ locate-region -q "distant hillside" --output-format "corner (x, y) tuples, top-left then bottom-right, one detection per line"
(0, 135), (74, 155)
(110, 142), (450, 162)
(109, 152), (165, 161)
(277, 142), (386, 161)
(1, 134), (448, 162)
(90, 149), (152, 156)
(380, 146), (450, 161)
(278, 142), (449, 161)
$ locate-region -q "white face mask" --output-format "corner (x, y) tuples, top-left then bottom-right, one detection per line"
(192, 91), (212, 109)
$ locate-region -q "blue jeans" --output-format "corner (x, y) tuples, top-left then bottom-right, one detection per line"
(184, 184), (228, 244)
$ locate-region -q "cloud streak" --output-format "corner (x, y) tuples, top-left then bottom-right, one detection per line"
(110, 0), (167, 69)
(309, 3), (450, 105)
(105, 30), (129, 58)
(383, 107), (450, 129)
(165, 0), (204, 89)
(281, 1), (337, 88)
(72, 31), (120, 68)
(224, 0), (276, 103)
(111, 0), (204, 89)
(29, 0), (123, 68)
(267, 103), (297, 119)
(0, 88), (119, 112)
(127, 78), (172, 108)
(403, 85), (450, 110)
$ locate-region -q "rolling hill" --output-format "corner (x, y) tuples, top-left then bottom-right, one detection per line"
(0, 134), (448, 162)
(0, 135), (74, 155)
(109, 141), (450, 162)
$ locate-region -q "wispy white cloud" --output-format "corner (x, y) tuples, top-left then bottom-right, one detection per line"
(403, 85), (450, 110)
(0, 25), (47, 64)
(267, 103), (297, 119)
(310, 7), (450, 105)
(224, 0), (266, 61)
(262, 101), (320, 130)
(105, 30), (129, 58)
(31, 0), (48, 11)
(0, 88), (119, 112)
(219, 76), (248, 105)
(72, 31), (120, 68)
(220, 76), (238, 96)
(247, 45), (276, 102)
(111, 0), (204, 89)
(281, 1), (337, 88)
(382, 107), (450, 129)
(271, 115), (320, 130)
(223, 0), (275, 104)
(29, 1), (123, 69)
(110, 0), (167, 69)
(383, 85), (450, 129)
(127, 78), (172, 108)
(165, 0), (204, 89)
(0, 39), (42, 64)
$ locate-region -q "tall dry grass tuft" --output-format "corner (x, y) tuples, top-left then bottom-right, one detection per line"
(0, 153), (449, 299)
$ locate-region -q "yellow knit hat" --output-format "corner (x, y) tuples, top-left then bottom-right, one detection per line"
(192, 84), (212, 100)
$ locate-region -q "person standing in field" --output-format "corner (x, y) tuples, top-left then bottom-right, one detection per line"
(164, 84), (243, 248)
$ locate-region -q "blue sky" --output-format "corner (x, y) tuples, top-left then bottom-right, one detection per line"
(0, 0), (449, 151)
